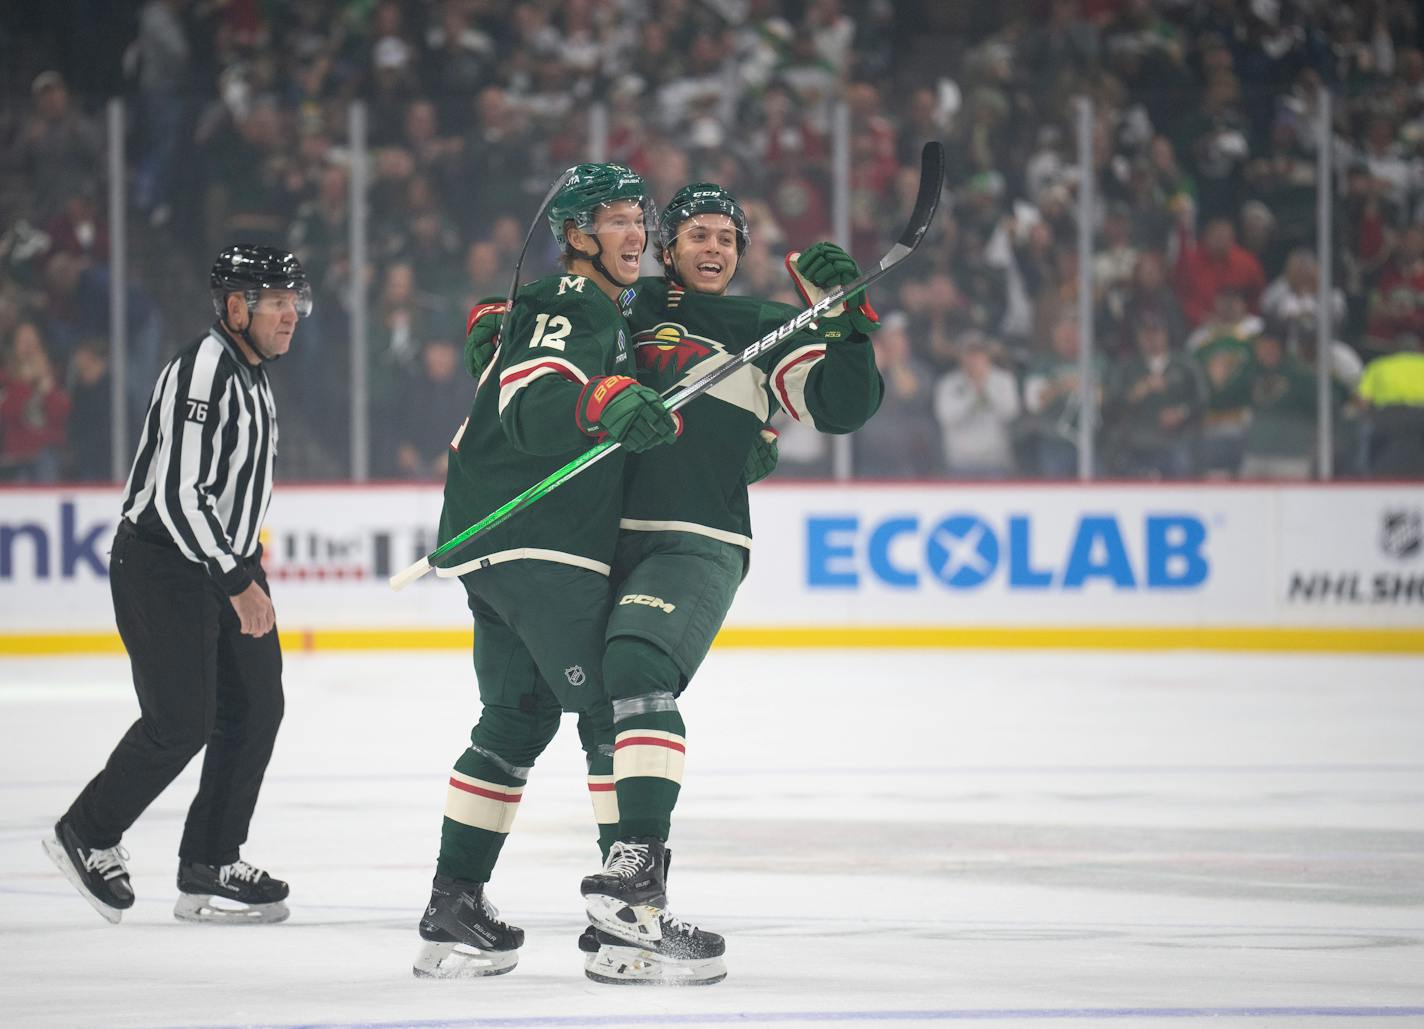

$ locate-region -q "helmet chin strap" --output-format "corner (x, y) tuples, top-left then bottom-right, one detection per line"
(575, 215), (648, 292)
(582, 235), (625, 293)
(662, 243), (687, 289)
(217, 314), (281, 362)
(220, 304), (281, 364)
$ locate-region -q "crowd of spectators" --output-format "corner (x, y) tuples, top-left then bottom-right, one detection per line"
(2, 0), (1423, 484)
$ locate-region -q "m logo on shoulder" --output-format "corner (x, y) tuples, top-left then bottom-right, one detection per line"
(185, 399), (209, 424)
(558, 276), (587, 295)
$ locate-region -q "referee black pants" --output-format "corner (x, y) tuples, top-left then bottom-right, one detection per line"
(64, 524), (284, 866)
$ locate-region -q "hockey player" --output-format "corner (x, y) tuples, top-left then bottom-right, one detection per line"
(413, 163), (681, 979)
(579, 184), (883, 985)
(464, 184), (882, 985)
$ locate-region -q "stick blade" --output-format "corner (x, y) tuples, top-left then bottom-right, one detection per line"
(897, 141), (946, 251)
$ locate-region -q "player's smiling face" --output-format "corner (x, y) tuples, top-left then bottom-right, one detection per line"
(587, 200), (647, 286)
(667, 213), (739, 295)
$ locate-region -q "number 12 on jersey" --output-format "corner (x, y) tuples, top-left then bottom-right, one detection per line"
(528, 312), (572, 350)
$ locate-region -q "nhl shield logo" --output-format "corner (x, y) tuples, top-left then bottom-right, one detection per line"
(564, 665), (587, 687)
(1380, 509), (1423, 560)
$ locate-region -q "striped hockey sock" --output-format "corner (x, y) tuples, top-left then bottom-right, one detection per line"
(436, 749), (525, 882)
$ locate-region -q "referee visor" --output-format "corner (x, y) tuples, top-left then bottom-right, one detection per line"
(248, 284), (314, 319)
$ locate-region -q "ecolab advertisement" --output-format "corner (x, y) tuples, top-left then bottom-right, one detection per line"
(738, 484), (1423, 629)
(2, 484), (1422, 644)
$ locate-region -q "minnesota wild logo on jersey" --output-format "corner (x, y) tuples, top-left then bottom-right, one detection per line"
(619, 279), (883, 549)
(635, 324), (719, 377)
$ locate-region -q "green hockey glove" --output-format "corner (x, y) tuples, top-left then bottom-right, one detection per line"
(463, 298), (507, 378)
(787, 242), (880, 336)
(743, 427), (779, 485)
(575, 375), (683, 453)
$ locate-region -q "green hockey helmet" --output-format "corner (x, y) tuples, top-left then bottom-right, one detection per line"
(547, 163), (656, 249)
(660, 182), (749, 255)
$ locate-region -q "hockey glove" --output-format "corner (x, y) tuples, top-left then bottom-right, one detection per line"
(742, 427), (779, 485)
(575, 376), (682, 453)
(463, 298), (507, 379)
(787, 242), (879, 336)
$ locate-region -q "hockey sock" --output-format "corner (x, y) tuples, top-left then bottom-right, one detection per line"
(604, 637), (684, 841)
(577, 707), (619, 862)
(437, 703), (558, 882)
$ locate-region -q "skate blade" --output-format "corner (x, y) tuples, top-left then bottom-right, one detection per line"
(412, 940), (518, 979)
(584, 894), (662, 943)
(173, 893), (290, 924)
(42, 835), (124, 925)
(584, 944), (726, 986)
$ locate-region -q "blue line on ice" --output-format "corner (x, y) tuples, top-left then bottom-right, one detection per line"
(162, 1006), (1424, 1029)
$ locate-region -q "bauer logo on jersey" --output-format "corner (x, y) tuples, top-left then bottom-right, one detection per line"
(634, 323), (718, 374)
(564, 665), (587, 687)
(619, 593), (676, 614)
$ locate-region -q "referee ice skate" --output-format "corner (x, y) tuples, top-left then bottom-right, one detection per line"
(43, 244), (310, 925)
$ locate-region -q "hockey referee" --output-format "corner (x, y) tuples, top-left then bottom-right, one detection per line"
(43, 245), (309, 925)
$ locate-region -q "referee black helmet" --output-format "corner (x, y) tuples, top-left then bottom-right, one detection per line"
(210, 245), (313, 319)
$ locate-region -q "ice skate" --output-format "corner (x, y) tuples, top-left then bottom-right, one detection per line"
(173, 859), (289, 924)
(42, 818), (134, 924)
(579, 910), (726, 986)
(580, 837), (667, 944)
(413, 874), (522, 978)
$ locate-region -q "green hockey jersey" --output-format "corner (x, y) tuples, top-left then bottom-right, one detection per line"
(622, 278), (883, 547)
(439, 272), (634, 575)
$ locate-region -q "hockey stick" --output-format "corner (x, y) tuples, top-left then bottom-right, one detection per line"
(389, 142), (945, 591)
(507, 167), (576, 314)
(470, 167), (578, 395)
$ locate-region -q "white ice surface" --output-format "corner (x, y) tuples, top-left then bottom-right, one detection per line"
(1, 649), (1422, 1029)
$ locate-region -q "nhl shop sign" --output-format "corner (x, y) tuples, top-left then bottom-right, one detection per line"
(1286, 506), (1424, 606)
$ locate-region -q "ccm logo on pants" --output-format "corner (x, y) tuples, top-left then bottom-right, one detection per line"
(619, 593), (676, 614)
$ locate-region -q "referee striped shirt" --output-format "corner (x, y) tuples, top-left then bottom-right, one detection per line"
(120, 327), (277, 596)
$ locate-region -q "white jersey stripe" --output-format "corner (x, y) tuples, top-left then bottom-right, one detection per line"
(120, 363), (173, 521)
(618, 517), (752, 550)
(248, 379), (276, 556)
(497, 356), (588, 416)
(150, 356), (200, 562)
(226, 378), (258, 556)
(170, 337), (235, 573)
(657, 349), (771, 422)
(769, 344), (827, 422)
(436, 546), (611, 578)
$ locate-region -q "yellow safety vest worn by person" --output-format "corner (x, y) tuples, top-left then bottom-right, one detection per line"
(1358, 352), (1424, 407)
